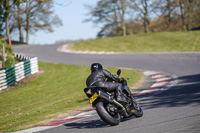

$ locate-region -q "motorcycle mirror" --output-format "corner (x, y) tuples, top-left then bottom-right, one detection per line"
(117, 69), (121, 76)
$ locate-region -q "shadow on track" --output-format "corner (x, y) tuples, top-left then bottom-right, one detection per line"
(63, 119), (108, 129)
(140, 74), (200, 109)
(63, 115), (137, 129)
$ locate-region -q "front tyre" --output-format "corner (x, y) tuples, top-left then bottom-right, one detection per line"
(132, 100), (143, 117)
(95, 99), (120, 126)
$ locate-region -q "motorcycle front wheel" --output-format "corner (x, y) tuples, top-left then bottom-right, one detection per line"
(132, 100), (143, 117)
(95, 99), (120, 126)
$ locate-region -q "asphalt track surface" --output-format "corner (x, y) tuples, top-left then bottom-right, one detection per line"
(14, 44), (200, 133)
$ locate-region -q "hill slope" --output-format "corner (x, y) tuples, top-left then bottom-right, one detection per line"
(68, 31), (200, 53)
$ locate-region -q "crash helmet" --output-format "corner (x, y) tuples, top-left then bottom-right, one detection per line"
(91, 63), (103, 73)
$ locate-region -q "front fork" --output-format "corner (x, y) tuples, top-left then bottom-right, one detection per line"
(122, 80), (132, 97)
(122, 80), (139, 111)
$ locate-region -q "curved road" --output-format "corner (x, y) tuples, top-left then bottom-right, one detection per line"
(14, 44), (200, 133)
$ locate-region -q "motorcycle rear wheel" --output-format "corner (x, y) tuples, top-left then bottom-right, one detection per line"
(95, 99), (120, 126)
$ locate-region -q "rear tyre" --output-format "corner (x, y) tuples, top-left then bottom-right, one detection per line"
(95, 99), (120, 126)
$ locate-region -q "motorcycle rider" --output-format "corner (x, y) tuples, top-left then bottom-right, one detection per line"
(86, 63), (127, 103)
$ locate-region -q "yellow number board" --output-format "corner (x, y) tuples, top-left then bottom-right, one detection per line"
(89, 93), (98, 103)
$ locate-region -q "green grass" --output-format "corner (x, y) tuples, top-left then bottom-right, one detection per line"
(0, 62), (142, 132)
(68, 31), (200, 53)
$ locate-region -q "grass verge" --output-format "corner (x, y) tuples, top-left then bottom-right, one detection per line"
(0, 62), (142, 132)
(68, 31), (200, 53)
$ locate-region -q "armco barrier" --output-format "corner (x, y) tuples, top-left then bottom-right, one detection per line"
(0, 54), (39, 91)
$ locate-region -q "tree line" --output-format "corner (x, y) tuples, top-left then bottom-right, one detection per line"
(0, 0), (62, 44)
(85, 0), (200, 38)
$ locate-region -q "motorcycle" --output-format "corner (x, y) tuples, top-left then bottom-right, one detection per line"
(84, 69), (143, 126)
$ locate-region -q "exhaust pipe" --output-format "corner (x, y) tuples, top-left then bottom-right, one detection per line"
(112, 99), (129, 117)
(97, 90), (114, 103)
(97, 90), (129, 117)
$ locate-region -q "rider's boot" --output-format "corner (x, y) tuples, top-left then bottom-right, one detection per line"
(116, 88), (127, 104)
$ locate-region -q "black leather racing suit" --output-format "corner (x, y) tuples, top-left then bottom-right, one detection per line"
(86, 69), (123, 93)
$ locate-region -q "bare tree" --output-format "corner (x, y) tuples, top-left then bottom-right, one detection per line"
(85, 0), (128, 37)
(1, 0), (62, 44)
(182, 0), (200, 30)
(17, 1), (24, 42)
(0, 1), (4, 36)
(178, 0), (186, 30)
(25, 0), (62, 44)
(116, 0), (127, 36)
(1, 0), (26, 44)
(5, 0), (12, 45)
(26, 0), (30, 44)
(130, 0), (153, 33)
